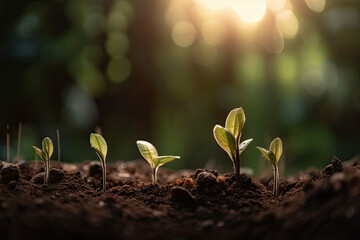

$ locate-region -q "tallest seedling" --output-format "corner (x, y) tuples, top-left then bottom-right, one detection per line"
(213, 107), (253, 176)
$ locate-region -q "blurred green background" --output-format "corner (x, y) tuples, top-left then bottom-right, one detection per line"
(0, 0), (359, 176)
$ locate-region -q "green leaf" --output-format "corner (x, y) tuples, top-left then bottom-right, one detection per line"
(136, 140), (158, 167)
(256, 147), (276, 166)
(225, 107), (246, 142)
(32, 146), (46, 161)
(90, 133), (108, 162)
(238, 138), (253, 154)
(42, 137), (53, 160)
(270, 137), (283, 163)
(213, 125), (236, 161)
(156, 156), (180, 167)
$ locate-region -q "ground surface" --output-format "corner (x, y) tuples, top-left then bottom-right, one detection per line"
(0, 156), (359, 240)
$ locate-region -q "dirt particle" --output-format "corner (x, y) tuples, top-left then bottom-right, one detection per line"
(216, 221), (225, 227)
(30, 169), (65, 184)
(170, 186), (197, 207)
(183, 177), (195, 188)
(88, 161), (102, 178)
(8, 180), (17, 190)
(0, 165), (20, 184)
(198, 219), (214, 229)
(196, 171), (216, 190)
(322, 156), (343, 176)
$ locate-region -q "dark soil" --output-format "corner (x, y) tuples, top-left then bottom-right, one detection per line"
(0, 156), (359, 240)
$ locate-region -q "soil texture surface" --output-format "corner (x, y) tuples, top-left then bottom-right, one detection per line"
(0, 156), (359, 240)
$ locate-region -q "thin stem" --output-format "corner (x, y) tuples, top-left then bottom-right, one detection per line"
(45, 160), (50, 184)
(152, 166), (158, 184)
(234, 136), (241, 176)
(17, 122), (22, 161)
(273, 164), (279, 196)
(101, 161), (106, 191)
(7, 124), (10, 163)
(56, 129), (61, 169)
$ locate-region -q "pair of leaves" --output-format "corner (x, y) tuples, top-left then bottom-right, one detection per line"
(213, 107), (252, 161)
(257, 137), (283, 166)
(32, 137), (54, 162)
(136, 140), (180, 169)
(90, 133), (107, 163)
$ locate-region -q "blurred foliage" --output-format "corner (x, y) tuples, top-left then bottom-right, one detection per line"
(0, 0), (359, 176)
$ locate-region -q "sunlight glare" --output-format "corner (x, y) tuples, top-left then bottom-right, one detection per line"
(230, 0), (267, 23)
(267, 0), (287, 12)
(195, 0), (267, 23)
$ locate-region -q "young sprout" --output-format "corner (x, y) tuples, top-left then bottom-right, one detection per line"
(32, 137), (54, 184)
(136, 140), (180, 184)
(90, 133), (108, 191)
(256, 137), (283, 196)
(213, 107), (253, 176)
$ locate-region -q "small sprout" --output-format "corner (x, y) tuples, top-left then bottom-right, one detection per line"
(90, 133), (108, 191)
(32, 137), (54, 184)
(136, 140), (180, 184)
(213, 107), (253, 176)
(256, 137), (283, 196)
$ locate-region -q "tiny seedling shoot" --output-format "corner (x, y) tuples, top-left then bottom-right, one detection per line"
(213, 107), (253, 176)
(136, 140), (180, 184)
(257, 137), (283, 196)
(32, 137), (54, 185)
(90, 133), (108, 191)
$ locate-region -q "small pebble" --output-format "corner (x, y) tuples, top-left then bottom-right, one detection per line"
(0, 165), (20, 184)
(217, 221), (225, 227)
(196, 171), (216, 190)
(170, 186), (197, 207)
(89, 161), (102, 178)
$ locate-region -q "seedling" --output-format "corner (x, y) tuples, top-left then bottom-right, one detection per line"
(256, 137), (283, 196)
(32, 137), (54, 184)
(136, 140), (180, 184)
(90, 133), (107, 191)
(213, 107), (253, 176)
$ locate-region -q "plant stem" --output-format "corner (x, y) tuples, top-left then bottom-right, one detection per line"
(45, 160), (50, 185)
(101, 161), (106, 191)
(152, 167), (158, 184)
(234, 146), (240, 176)
(7, 124), (10, 163)
(273, 164), (279, 196)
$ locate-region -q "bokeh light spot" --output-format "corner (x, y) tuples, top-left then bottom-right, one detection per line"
(261, 28), (284, 53)
(83, 13), (104, 37)
(105, 31), (130, 57)
(267, 0), (287, 12)
(106, 56), (131, 83)
(305, 0), (326, 13)
(276, 10), (299, 39)
(171, 20), (197, 47)
(106, 10), (128, 32)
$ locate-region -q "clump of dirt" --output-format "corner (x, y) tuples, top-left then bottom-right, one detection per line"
(0, 157), (359, 240)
